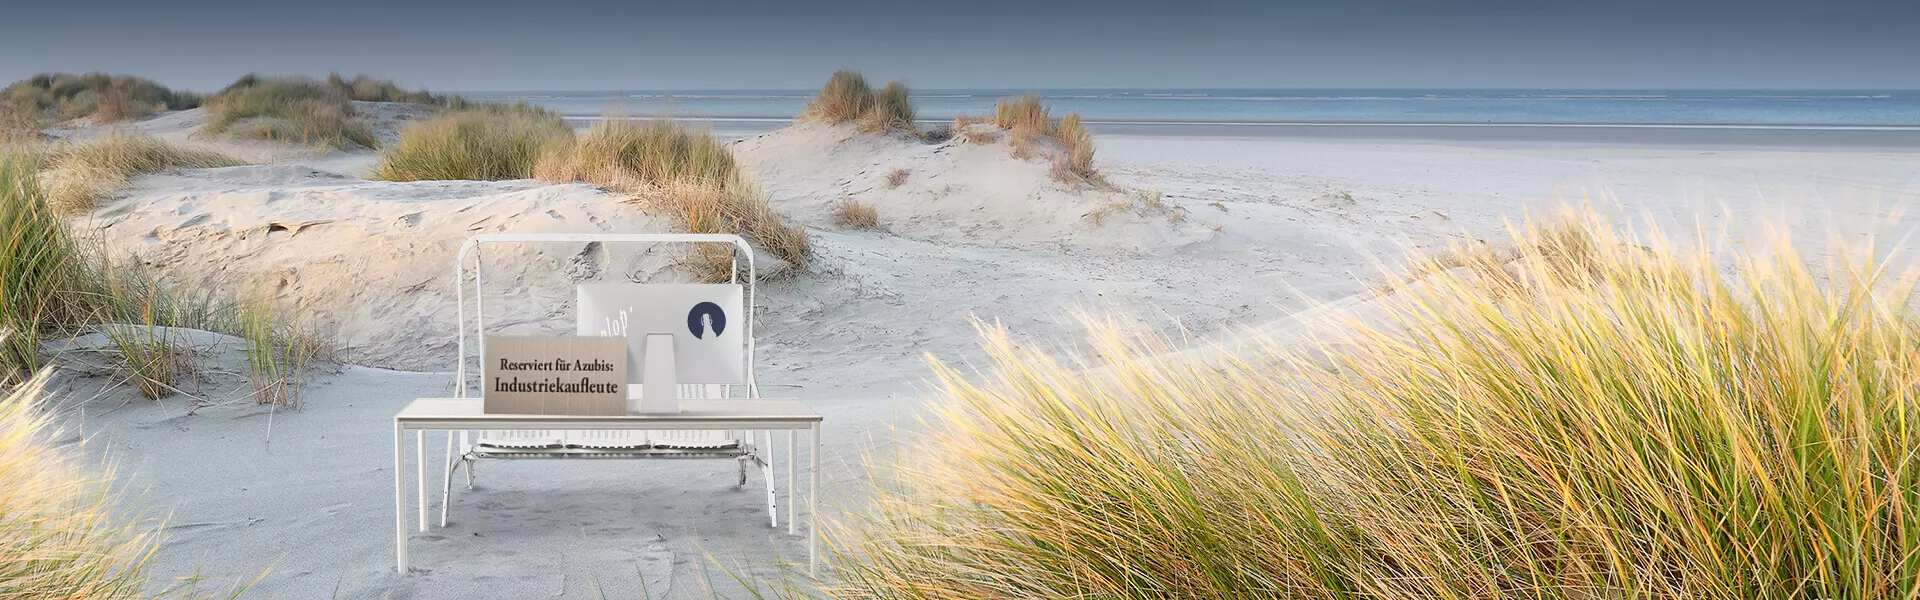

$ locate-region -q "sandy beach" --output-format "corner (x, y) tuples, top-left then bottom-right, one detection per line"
(16, 105), (1908, 598)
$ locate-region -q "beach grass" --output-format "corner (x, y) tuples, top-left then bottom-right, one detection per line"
(0, 148), (93, 383)
(834, 198), (880, 229)
(42, 134), (244, 213)
(2, 73), (202, 127)
(372, 103), (572, 181)
(801, 71), (917, 133)
(980, 95), (1102, 184)
(829, 206), (1920, 599)
(992, 95), (1050, 132)
(238, 289), (317, 408)
(537, 119), (740, 188)
(859, 82), (916, 133)
(800, 71), (877, 124)
(1051, 113), (1097, 184)
(535, 119), (810, 278)
(0, 370), (162, 598)
(203, 77), (379, 150)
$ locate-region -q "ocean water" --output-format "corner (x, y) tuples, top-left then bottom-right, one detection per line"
(462, 89), (1920, 128)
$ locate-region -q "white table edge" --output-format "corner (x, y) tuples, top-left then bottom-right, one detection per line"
(392, 398), (823, 577)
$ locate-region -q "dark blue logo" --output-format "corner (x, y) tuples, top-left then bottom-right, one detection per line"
(688, 302), (726, 339)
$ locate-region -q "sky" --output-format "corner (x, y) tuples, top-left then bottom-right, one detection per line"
(1, 0), (1914, 91)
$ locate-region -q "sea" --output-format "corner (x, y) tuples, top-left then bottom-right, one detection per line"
(462, 89), (1920, 128)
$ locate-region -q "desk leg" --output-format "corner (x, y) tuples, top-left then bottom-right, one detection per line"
(810, 422), (820, 577)
(416, 431), (427, 532)
(394, 422), (408, 574)
(787, 430), (796, 535)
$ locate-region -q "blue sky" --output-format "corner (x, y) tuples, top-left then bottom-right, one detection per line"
(1, 0), (1914, 90)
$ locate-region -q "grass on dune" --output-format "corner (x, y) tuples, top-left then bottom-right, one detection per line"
(535, 119), (810, 277)
(799, 71), (917, 134)
(965, 95), (1103, 185)
(372, 104), (571, 181)
(0, 148), (90, 383)
(0, 370), (162, 598)
(203, 76), (378, 150)
(2, 73), (202, 128)
(41, 134), (244, 213)
(830, 206), (1920, 600)
(2, 146), (307, 403)
(834, 198), (879, 230)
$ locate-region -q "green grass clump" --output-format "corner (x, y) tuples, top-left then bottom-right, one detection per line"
(0, 370), (163, 598)
(535, 119), (809, 277)
(832, 207), (1920, 600)
(536, 119), (741, 189)
(800, 71), (917, 133)
(0, 148), (91, 382)
(372, 104), (572, 181)
(42, 134), (244, 213)
(2, 73), (202, 126)
(203, 76), (379, 149)
(238, 289), (317, 408)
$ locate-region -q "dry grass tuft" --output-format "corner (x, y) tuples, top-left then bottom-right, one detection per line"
(831, 205), (1920, 599)
(993, 95), (1050, 131)
(1050, 112), (1097, 184)
(40, 134), (244, 214)
(1008, 123), (1040, 160)
(536, 119), (810, 277)
(858, 81), (916, 133)
(803, 71), (917, 134)
(0, 370), (163, 597)
(834, 198), (880, 229)
(800, 71), (876, 124)
(884, 168), (909, 188)
(968, 96), (1105, 184)
(373, 104), (571, 181)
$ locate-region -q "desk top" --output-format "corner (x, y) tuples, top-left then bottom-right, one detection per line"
(397, 398), (822, 425)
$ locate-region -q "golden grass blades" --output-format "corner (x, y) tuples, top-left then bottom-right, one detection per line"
(41, 133), (244, 214)
(0, 370), (162, 599)
(535, 119), (810, 278)
(830, 204), (1920, 600)
(800, 71), (877, 125)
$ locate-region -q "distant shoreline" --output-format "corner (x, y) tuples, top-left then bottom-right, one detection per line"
(565, 114), (1920, 131)
(561, 115), (1920, 148)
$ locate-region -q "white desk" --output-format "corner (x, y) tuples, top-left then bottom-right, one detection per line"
(393, 398), (824, 575)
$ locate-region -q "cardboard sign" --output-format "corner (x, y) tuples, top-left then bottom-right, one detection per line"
(482, 335), (628, 415)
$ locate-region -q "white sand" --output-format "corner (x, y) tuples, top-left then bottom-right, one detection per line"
(34, 109), (1920, 598)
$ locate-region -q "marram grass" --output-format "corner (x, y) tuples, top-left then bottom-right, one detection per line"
(829, 207), (1920, 600)
(0, 370), (160, 599)
(373, 103), (571, 181)
(535, 119), (809, 278)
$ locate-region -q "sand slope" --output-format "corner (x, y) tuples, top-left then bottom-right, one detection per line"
(734, 123), (1216, 251)
(89, 165), (685, 371)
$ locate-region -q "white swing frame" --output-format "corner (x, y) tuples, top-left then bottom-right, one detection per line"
(437, 233), (778, 528)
